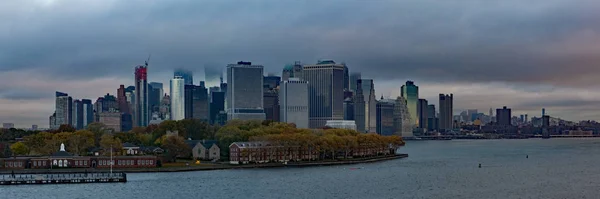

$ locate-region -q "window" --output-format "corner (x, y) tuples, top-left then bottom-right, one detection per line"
(43, 161), (46, 166)
(84, 161), (87, 166)
(150, 160), (153, 165)
(75, 161), (78, 166)
(34, 161), (37, 167)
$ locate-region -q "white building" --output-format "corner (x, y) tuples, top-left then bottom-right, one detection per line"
(170, 76), (185, 121)
(325, 120), (357, 131)
(280, 78), (309, 128)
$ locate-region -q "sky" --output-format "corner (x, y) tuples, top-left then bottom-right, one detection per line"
(1, 0), (600, 128)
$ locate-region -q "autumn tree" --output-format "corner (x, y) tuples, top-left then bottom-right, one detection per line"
(69, 130), (95, 155)
(56, 124), (76, 133)
(87, 122), (110, 146)
(100, 134), (123, 155)
(10, 142), (29, 156)
(161, 135), (191, 162)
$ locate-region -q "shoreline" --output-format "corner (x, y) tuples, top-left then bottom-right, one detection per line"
(1, 154), (408, 174)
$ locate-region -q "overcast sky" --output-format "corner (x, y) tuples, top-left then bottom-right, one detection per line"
(2, 0), (600, 128)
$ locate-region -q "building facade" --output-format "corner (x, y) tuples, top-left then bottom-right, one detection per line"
(263, 88), (280, 122)
(496, 106), (512, 126)
(54, 91), (72, 129)
(353, 79), (366, 133)
(360, 79), (377, 133)
(98, 112), (122, 132)
(209, 90), (225, 125)
(303, 60), (345, 128)
(376, 99), (395, 136)
(439, 94), (454, 131)
(226, 61), (266, 121)
(134, 66), (149, 127)
(401, 81), (419, 127)
(174, 69), (193, 85)
(417, 99), (428, 129)
(170, 76), (185, 121)
(279, 78), (309, 128)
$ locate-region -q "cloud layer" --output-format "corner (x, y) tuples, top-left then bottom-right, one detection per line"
(1, 0), (600, 127)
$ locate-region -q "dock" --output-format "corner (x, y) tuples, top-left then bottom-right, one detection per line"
(0, 172), (127, 185)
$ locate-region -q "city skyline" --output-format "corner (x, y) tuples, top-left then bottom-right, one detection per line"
(2, 0), (600, 127)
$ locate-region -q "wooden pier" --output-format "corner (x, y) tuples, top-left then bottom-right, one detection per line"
(0, 172), (127, 185)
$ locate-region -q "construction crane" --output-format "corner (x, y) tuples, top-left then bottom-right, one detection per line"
(145, 54), (151, 67)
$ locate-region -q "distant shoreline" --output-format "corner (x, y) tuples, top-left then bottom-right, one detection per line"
(1, 154), (408, 174)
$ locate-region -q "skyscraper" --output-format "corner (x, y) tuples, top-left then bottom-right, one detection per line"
(376, 99), (395, 136)
(174, 69), (193, 85)
(282, 61), (303, 81)
(353, 80), (366, 133)
(72, 99), (83, 129)
(343, 98), (354, 121)
(55, 91), (72, 129)
(349, 72), (361, 92)
(496, 106), (512, 126)
(343, 64), (349, 91)
(148, 82), (163, 114)
(279, 78), (309, 128)
(360, 79), (377, 133)
(209, 90), (225, 125)
(439, 94), (454, 131)
(303, 60), (345, 128)
(170, 76), (185, 121)
(81, 99), (93, 128)
(394, 96), (413, 137)
(427, 104), (438, 131)
(135, 65), (149, 127)
(417, 99), (428, 129)
(117, 85), (129, 114)
(184, 84), (209, 120)
(227, 61), (265, 121)
(102, 93), (118, 112)
(401, 81), (419, 127)
(263, 75), (281, 89)
(263, 87), (280, 122)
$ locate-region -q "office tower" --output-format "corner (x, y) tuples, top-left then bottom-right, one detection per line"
(489, 108), (493, 117)
(170, 76), (185, 121)
(427, 104), (438, 131)
(81, 99), (93, 128)
(263, 75), (281, 89)
(264, 87), (280, 122)
(55, 91), (72, 128)
(49, 113), (56, 129)
(417, 99), (428, 129)
(174, 69), (193, 85)
(148, 83), (163, 114)
(520, 115), (524, 123)
(343, 64), (349, 91)
(360, 79), (377, 133)
(185, 84), (209, 120)
(102, 93), (118, 112)
(439, 93), (453, 131)
(394, 96), (413, 137)
(467, 109), (478, 122)
(279, 78), (309, 128)
(542, 108), (546, 116)
(209, 90), (225, 125)
(226, 61), (266, 121)
(121, 113), (133, 132)
(303, 60), (345, 128)
(282, 61), (303, 81)
(134, 65), (149, 127)
(376, 99), (395, 136)
(344, 98), (354, 121)
(525, 114), (528, 123)
(117, 85), (130, 114)
(401, 81), (419, 127)
(349, 73), (361, 92)
(31, 125), (38, 131)
(353, 80), (366, 132)
(72, 99), (83, 129)
(98, 112), (122, 132)
(160, 94), (171, 120)
(496, 106), (512, 126)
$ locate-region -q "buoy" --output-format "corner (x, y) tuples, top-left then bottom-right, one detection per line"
(478, 163), (481, 168)
(526, 155), (528, 159)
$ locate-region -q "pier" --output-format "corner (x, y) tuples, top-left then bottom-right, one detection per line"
(0, 172), (127, 185)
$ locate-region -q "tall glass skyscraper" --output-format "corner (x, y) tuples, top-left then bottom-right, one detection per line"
(280, 78), (309, 128)
(439, 93), (453, 131)
(349, 72), (361, 92)
(401, 81), (419, 128)
(226, 61), (265, 121)
(81, 99), (94, 129)
(174, 69), (193, 85)
(360, 79), (377, 133)
(135, 65), (149, 127)
(170, 76), (185, 121)
(303, 60), (345, 128)
(54, 91), (72, 129)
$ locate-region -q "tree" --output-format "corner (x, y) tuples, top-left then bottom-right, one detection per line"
(115, 132), (142, 145)
(87, 122), (110, 146)
(56, 124), (76, 133)
(100, 134), (122, 155)
(69, 130), (95, 155)
(161, 135), (191, 162)
(10, 142), (29, 156)
(2, 144), (11, 158)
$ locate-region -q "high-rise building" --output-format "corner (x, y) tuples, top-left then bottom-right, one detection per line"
(174, 69), (193, 85)
(542, 108), (546, 117)
(343, 98), (354, 121)
(353, 80), (366, 133)
(102, 93), (118, 112)
(360, 79), (377, 133)
(349, 72), (361, 92)
(376, 99), (395, 136)
(496, 106), (512, 126)
(160, 94), (171, 120)
(148, 83), (163, 114)
(31, 125), (38, 131)
(72, 99), (84, 129)
(303, 60), (345, 128)
(184, 84), (209, 120)
(427, 104), (438, 131)
(55, 91), (72, 129)
(98, 112), (122, 132)
(170, 76), (185, 121)
(49, 113), (56, 129)
(282, 61), (303, 81)
(263, 75), (281, 90)
(117, 85), (129, 114)
(467, 109), (478, 122)
(279, 78), (309, 128)
(394, 96), (413, 137)
(209, 90), (225, 125)
(343, 64), (349, 91)
(226, 61), (266, 121)
(439, 93), (453, 131)
(263, 87), (280, 122)
(417, 99), (428, 129)
(134, 65), (149, 127)
(81, 99), (93, 128)
(401, 81), (419, 127)
(489, 107), (493, 116)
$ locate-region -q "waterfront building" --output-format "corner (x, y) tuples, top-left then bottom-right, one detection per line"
(279, 78), (309, 128)
(226, 61), (266, 121)
(427, 104), (438, 131)
(417, 99), (428, 129)
(468, 109), (478, 122)
(174, 69), (193, 85)
(401, 81), (419, 127)
(54, 91), (72, 129)
(171, 76), (185, 121)
(134, 65), (149, 127)
(376, 99), (396, 136)
(496, 106), (512, 126)
(185, 140), (220, 161)
(303, 60), (345, 128)
(325, 120), (357, 131)
(439, 94), (454, 131)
